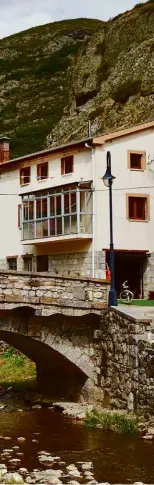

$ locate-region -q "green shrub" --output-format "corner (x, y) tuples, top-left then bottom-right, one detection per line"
(134, 3), (145, 9)
(97, 59), (111, 82)
(89, 106), (104, 120)
(112, 78), (142, 104)
(2, 347), (15, 358)
(85, 410), (138, 434)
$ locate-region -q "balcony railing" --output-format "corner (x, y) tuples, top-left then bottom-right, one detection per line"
(21, 185), (93, 241)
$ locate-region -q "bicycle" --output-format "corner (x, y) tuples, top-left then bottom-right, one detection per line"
(120, 280), (134, 304)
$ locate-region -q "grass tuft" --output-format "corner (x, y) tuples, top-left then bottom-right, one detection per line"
(85, 410), (139, 433)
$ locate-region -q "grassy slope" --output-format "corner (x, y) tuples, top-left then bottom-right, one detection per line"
(0, 348), (36, 389)
(0, 18), (102, 158)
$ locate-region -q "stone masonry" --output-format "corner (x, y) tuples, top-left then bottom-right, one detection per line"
(0, 250), (106, 278)
(98, 308), (154, 413)
(0, 270), (109, 316)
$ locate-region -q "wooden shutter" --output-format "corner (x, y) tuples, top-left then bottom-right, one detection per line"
(61, 158), (65, 175)
(18, 204), (21, 228)
(37, 164), (41, 180)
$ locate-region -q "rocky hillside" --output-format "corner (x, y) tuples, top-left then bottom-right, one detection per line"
(0, 1), (154, 158)
(47, 0), (154, 147)
(0, 18), (102, 158)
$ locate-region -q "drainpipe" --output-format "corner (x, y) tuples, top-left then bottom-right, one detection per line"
(85, 143), (95, 278)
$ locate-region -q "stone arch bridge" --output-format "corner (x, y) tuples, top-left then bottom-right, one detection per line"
(0, 270), (109, 402)
(0, 271), (153, 412)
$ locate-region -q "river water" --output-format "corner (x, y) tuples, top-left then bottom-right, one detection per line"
(0, 408), (154, 483)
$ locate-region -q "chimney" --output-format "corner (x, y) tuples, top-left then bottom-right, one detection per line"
(0, 136), (10, 163)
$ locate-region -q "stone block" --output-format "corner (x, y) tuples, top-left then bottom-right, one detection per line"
(73, 286), (85, 301)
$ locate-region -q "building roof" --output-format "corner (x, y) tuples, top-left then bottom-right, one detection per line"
(93, 120), (154, 145)
(0, 119), (154, 171)
(1, 137), (93, 169)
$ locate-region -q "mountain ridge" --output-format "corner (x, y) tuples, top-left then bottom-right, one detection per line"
(47, 0), (154, 148)
(0, 1), (154, 157)
(0, 18), (102, 158)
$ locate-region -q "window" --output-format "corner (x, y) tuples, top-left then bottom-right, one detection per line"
(61, 155), (74, 175)
(37, 162), (48, 180)
(127, 194), (149, 221)
(37, 255), (48, 272)
(21, 185), (92, 240)
(7, 257), (17, 270)
(128, 151), (146, 170)
(23, 256), (32, 272)
(20, 166), (31, 185)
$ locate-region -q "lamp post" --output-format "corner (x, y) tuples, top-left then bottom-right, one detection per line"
(102, 151), (118, 307)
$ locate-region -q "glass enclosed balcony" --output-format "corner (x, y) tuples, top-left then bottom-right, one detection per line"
(21, 184), (93, 242)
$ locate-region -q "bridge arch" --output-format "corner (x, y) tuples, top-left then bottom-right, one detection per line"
(0, 306), (101, 401)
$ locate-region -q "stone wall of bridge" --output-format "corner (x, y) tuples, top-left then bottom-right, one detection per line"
(97, 308), (154, 413)
(0, 270), (109, 316)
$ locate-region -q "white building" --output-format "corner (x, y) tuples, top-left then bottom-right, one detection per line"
(0, 120), (154, 299)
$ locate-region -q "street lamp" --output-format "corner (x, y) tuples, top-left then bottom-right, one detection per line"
(102, 151), (118, 307)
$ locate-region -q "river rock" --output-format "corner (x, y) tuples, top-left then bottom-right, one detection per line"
(81, 462), (93, 470)
(4, 437), (12, 441)
(32, 439), (39, 443)
(68, 481), (80, 485)
(147, 428), (154, 435)
(0, 471), (6, 481)
(3, 449), (13, 453)
(68, 470), (81, 478)
(47, 479), (62, 484)
(86, 481), (98, 485)
(19, 468), (27, 474)
(38, 450), (50, 455)
(17, 437), (26, 443)
(84, 472), (94, 478)
(25, 476), (33, 483)
(0, 464), (7, 469)
(67, 465), (79, 471)
(13, 446), (20, 450)
(4, 472), (24, 484)
(32, 469), (62, 482)
(66, 465), (81, 478)
(38, 454), (55, 463)
(9, 459), (21, 464)
(142, 434), (154, 440)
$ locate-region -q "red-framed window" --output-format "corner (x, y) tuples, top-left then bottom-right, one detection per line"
(61, 155), (74, 175)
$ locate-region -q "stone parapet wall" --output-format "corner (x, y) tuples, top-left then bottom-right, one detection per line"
(0, 271), (109, 312)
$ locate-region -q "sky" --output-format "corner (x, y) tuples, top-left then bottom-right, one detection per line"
(0, 0), (147, 40)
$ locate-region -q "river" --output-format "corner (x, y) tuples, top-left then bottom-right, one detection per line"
(0, 408), (154, 483)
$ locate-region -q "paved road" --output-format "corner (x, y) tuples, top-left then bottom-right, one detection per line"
(116, 304), (154, 324)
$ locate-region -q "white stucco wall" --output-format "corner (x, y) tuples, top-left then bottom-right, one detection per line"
(0, 148), (93, 259)
(94, 128), (154, 253)
(0, 126), (154, 265)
